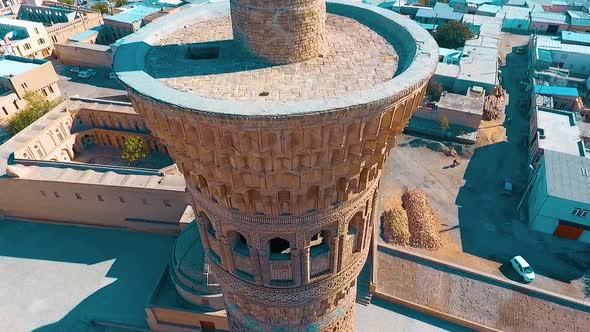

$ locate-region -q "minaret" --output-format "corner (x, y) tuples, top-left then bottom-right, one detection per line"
(114, 1), (438, 330)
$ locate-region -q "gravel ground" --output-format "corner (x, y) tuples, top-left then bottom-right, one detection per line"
(377, 250), (590, 332)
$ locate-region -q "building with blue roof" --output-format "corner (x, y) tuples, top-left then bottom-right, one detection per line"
(415, 2), (464, 25)
(476, 4), (500, 16)
(561, 31), (590, 46)
(534, 85), (580, 98)
(532, 34), (590, 75)
(567, 10), (590, 32)
(530, 11), (569, 33)
(103, 4), (161, 40)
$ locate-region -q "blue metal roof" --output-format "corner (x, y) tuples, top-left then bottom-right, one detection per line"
(68, 26), (105, 42)
(534, 85), (579, 97)
(561, 31), (590, 46)
(477, 4), (501, 14)
(416, 3), (464, 21)
(567, 10), (590, 27)
(104, 5), (160, 24)
(531, 11), (568, 24)
(0, 56), (45, 77)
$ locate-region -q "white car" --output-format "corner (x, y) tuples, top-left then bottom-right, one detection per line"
(77, 70), (92, 79)
(70, 67), (80, 73)
(87, 68), (97, 76)
(510, 256), (535, 282)
(108, 72), (116, 79)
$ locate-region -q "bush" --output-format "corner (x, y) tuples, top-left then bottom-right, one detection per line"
(115, 0), (127, 7)
(59, 0), (75, 5)
(439, 115), (450, 132)
(383, 207), (411, 245)
(402, 188), (442, 250)
(7, 91), (57, 136)
(91, 3), (110, 14)
(434, 21), (474, 49)
(121, 136), (148, 166)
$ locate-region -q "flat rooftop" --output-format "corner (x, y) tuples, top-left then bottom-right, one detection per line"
(437, 91), (484, 115)
(537, 108), (584, 157)
(544, 149), (590, 204)
(0, 56), (45, 77)
(145, 15), (398, 102)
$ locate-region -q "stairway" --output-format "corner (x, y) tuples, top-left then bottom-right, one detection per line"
(356, 260), (373, 306)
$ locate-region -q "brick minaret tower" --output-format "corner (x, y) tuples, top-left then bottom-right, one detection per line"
(114, 1), (437, 330)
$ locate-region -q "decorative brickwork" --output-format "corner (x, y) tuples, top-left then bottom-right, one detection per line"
(116, 1), (438, 330)
(230, 0), (326, 64)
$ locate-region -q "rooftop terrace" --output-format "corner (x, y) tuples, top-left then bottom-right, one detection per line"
(536, 108), (584, 157)
(145, 15), (399, 102)
(114, 1), (438, 117)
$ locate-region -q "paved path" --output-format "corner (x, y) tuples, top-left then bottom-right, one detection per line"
(355, 299), (471, 331)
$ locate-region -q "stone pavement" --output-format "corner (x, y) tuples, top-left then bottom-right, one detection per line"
(146, 15), (398, 102)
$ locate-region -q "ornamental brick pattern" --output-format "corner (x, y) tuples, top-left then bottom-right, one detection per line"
(230, 0), (326, 64)
(116, 1), (437, 330)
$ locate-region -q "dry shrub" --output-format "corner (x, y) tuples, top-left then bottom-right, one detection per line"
(382, 207), (411, 245)
(402, 188), (442, 250)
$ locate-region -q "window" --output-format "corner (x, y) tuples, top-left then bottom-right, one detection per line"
(40, 190), (46, 197)
(37, 38), (45, 45)
(53, 192), (60, 198)
(51, 36), (57, 43)
(571, 208), (589, 217)
(2, 106), (7, 115)
(97, 195), (104, 202)
(48, 85), (54, 93)
(41, 89), (47, 97)
(164, 200), (172, 207)
(269, 237), (291, 260)
(119, 196), (126, 203)
(200, 321), (215, 330)
(13, 100), (19, 110)
(24, 43), (31, 50)
(34, 27), (39, 34)
(75, 193), (82, 200)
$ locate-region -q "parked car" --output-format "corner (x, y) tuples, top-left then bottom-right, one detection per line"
(510, 256), (535, 282)
(70, 67), (80, 73)
(77, 70), (92, 79)
(108, 72), (116, 79)
(87, 68), (97, 76)
(516, 47), (526, 55)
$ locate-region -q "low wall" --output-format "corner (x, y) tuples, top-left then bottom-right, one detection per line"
(374, 244), (590, 332)
(414, 106), (482, 130)
(54, 42), (113, 68)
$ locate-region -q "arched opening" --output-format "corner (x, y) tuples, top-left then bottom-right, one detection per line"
(278, 190), (291, 216)
(347, 212), (364, 253)
(336, 177), (347, 203)
(358, 168), (368, 192)
(229, 231), (249, 257)
(306, 186), (319, 212)
(269, 237), (290, 260)
(310, 230), (330, 257)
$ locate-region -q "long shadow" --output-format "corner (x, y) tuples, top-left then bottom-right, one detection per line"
(455, 49), (590, 287)
(0, 219), (175, 331)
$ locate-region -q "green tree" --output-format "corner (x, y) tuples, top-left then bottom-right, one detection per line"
(439, 115), (450, 132)
(426, 81), (443, 101)
(59, 0), (75, 5)
(114, 0), (128, 7)
(8, 91), (56, 136)
(417, 0), (430, 5)
(433, 21), (474, 49)
(121, 136), (148, 166)
(91, 3), (110, 15)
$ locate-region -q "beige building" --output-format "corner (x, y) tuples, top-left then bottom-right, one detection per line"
(40, 1), (104, 45)
(115, 1), (437, 331)
(0, 17), (52, 58)
(0, 55), (60, 121)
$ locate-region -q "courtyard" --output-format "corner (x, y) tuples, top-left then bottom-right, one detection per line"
(74, 146), (173, 169)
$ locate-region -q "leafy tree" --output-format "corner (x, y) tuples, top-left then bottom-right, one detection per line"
(433, 21), (474, 49)
(8, 91), (56, 136)
(121, 136), (148, 166)
(417, 0), (430, 5)
(59, 0), (75, 5)
(439, 115), (450, 132)
(91, 3), (110, 14)
(114, 0), (128, 7)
